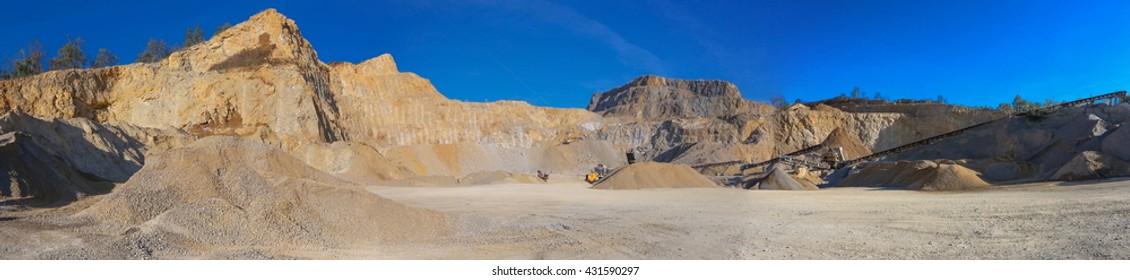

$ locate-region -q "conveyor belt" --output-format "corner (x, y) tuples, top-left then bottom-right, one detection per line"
(739, 90), (1127, 171)
(836, 90), (1127, 168)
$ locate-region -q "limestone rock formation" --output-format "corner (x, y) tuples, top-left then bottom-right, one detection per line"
(329, 54), (602, 149)
(588, 75), (763, 119)
(1, 9), (350, 151)
(585, 75), (1000, 174)
(0, 9), (607, 180)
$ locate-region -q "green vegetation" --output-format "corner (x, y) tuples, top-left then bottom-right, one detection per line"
(184, 26), (206, 48)
(995, 95), (1062, 115)
(48, 36), (87, 71)
(2, 40), (45, 79)
(2, 22), (235, 79)
(135, 38), (173, 63)
(91, 48), (118, 68)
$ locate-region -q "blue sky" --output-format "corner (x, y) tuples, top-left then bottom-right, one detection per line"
(4, 0), (1130, 108)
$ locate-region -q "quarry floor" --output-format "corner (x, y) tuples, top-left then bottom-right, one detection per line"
(366, 178), (1130, 259)
(3, 179), (1130, 259)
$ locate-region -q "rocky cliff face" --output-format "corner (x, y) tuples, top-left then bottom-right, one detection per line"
(0, 8), (609, 189)
(585, 75), (775, 163)
(329, 54), (599, 149)
(587, 75), (763, 119)
(585, 75), (1004, 169)
(0, 9), (347, 151)
(0, 9), (600, 154)
(0, 8), (1031, 195)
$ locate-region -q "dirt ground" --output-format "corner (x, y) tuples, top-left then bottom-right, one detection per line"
(4, 178), (1130, 259)
(365, 178), (1130, 259)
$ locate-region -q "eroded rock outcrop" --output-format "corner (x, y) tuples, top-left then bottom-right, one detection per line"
(0, 9), (605, 180)
(585, 75), (1001, 173)
(0, 10), (350, 151)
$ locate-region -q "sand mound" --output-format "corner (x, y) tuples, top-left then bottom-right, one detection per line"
(0, 112), (188, 206)
(750, 166), (819, 190)
(821, 127), (872, 160)
(72, 136), (449, 257)
(292, 141), (414, 184)
(1051, 151), (1130, 181)
(838, 160), (992, 191)
(0, 132), (113, 205)
(592, 162), (719, 189)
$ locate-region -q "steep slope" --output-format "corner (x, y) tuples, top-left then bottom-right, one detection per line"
(890, 104), (1130, 182)
(587, 75), (775, 164)
(65, 136), (449, 258)
(330, 55), (598, 148)
(325, 48), (605, 149)
(586, 75), (999, 173)
(749, 166), (819, 190)
(0, 111), (190, 205)
(588, 75), (761, 118)
(0, 9), (347, 151)
(820, 127), (872, 160)
(0, 9), (599, 154)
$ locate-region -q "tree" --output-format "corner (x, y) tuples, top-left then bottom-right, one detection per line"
(135, 38), (172, 63)
(851, 87), (862, 99)
(1043, 98), (1056, 107)
(49, 36), (87, 70)
(936, 95), (946, 103)
(184, 26), (205, 48)
(214, 22), (233, 37)
(91, 48), (118, 68)
(998, 103), (1013, 113)
(1012, 95), (1039, 112)
(873, 92), (884, 101)
(3, 40), (45, 79)
(770, 95), (789, 108)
